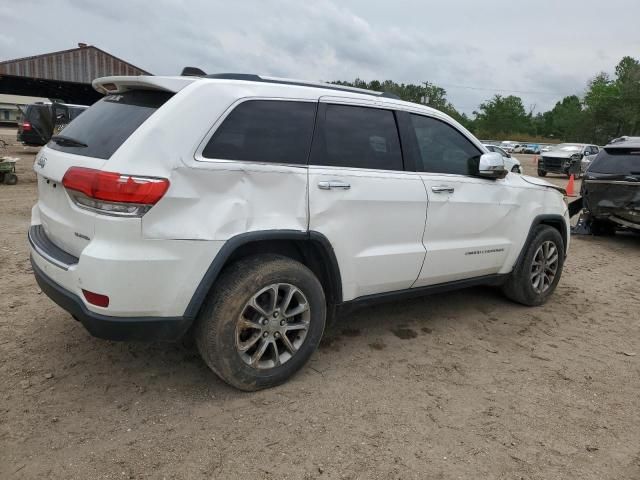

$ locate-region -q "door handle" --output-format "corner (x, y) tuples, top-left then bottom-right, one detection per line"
(431, 185), (454, 194)
(318, 181), (351, 190)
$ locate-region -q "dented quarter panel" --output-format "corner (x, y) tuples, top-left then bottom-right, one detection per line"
(143, 161), (309, 240)
(97, 81), (317, 240)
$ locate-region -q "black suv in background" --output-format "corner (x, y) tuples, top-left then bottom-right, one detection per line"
(17, 102), (87, 146)
(581, 137), (640, 234)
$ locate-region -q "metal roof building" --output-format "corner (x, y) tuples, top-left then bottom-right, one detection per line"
(0, 43), (150, 83)
(0, 43), (151, 104)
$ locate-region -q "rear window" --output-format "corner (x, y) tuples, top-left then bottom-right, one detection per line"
(48, 90), (173, 160)
(589, 148), (640, 174)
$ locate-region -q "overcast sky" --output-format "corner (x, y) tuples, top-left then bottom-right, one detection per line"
(1, 0), (639, 114)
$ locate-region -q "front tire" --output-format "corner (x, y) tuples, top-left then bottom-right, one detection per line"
(195, 254), (326, 391)
(502, 225), (565, 306)
(537, 169), (547, 177)
(511, 165), (521, 174)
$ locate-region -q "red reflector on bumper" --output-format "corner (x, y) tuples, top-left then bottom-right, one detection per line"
(82, 289), (110, 307)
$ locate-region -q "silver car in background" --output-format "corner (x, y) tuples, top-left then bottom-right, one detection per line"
(537, 143), (600, 177)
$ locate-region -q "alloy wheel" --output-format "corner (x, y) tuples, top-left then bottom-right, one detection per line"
(530, 241), (559, 294)
(235, 283), (311, 369)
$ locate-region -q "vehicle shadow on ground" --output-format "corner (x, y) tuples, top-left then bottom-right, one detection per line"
(30, 227), (640, 402)
(34, 284), (512, 402)
(573, 231), (640, 250)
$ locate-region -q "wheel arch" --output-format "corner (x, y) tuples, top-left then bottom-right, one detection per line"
(183, 230), (342, 322)
(514, 214), (568, 270)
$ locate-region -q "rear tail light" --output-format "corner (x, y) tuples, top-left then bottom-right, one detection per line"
(62, 167), (169, 217)
(22, 121), (32, 132)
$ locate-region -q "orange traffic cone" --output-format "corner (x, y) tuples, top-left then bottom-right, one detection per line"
(566, 174), (576, 197)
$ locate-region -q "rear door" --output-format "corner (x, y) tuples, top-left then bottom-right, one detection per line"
(406, 113), (514, 287)
(308, 99), (427, 300)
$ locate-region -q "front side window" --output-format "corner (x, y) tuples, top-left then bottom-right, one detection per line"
(202, 100), (316, 165)
(410, 114), (482, 175)
(311, 104), (403, 171)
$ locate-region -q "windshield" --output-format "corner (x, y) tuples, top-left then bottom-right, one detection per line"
(589, 148), (640, 175)
(554, 144), (582, 152)
(48, 90), (173, 160)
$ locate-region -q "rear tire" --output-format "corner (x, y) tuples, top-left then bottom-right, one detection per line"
(3, 173), (17, 185)
(502, 225), (565, 306)
(195, 254), (326, 391)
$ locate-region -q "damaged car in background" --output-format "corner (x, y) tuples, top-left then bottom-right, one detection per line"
(571, 137), (640, 235)
(537, 143), (599, 178)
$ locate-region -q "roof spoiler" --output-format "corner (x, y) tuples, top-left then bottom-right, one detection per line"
(93, 76), (197, 94)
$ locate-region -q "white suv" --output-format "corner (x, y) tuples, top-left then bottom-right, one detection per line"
(29, 73), (570, 390)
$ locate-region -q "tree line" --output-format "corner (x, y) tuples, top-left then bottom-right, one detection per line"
(334, 56), (640, 145)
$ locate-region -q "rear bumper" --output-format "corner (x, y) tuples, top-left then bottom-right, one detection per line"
(32, 257), (191, 341)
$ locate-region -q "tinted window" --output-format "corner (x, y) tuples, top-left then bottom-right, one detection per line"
(312, 104), (403, 170)
(23, 105), (53, 139)
(410, 114), (482, 175)
(48, 90), (173, 160)
(202, 100), (316, 164)
(589, 148), (640, 174)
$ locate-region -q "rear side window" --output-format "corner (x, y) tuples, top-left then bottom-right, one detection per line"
(410, 114), (482, 175)
(202, 100), (316, 164)
(48, 90), (173, 160)
(311, 104), (403, 171)
(589, 148), (640, 174)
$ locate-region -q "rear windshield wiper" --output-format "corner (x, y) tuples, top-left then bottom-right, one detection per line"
(51, 135), (88, 148)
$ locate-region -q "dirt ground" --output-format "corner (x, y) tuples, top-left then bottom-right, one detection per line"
(1, 132), (639, 480)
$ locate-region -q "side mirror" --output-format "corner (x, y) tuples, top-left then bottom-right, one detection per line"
(478, 152), (507, 179)
(507, 153), (512, 158)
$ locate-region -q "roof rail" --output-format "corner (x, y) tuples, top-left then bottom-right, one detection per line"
(191, 72), (401, 100)
(608, 136), (640, 145)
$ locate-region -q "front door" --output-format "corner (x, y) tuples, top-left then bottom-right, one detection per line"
(308, 100), (427, 301)
(405, 113), (514, 287)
